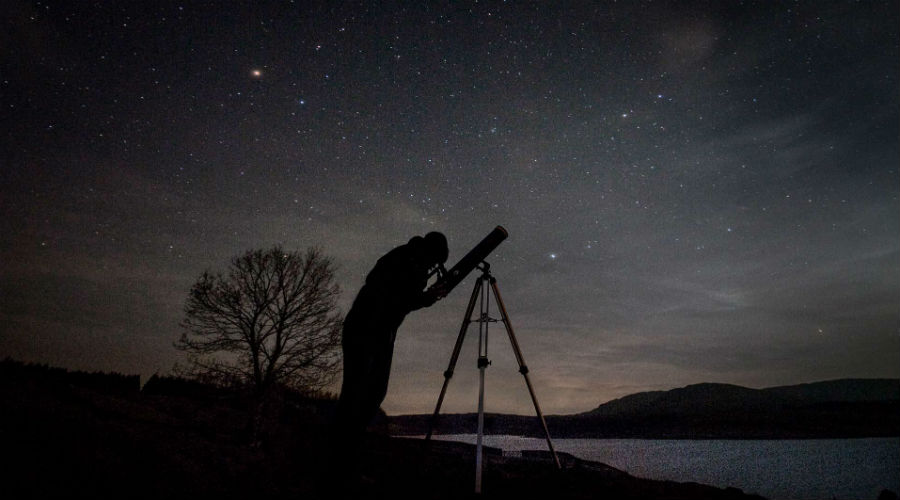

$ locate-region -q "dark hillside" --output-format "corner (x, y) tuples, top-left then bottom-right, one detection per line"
(555, 380), (900, 438)
(0, 359), (766, 499)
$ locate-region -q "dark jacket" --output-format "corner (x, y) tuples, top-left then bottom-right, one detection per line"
(343, 237), (432, 345)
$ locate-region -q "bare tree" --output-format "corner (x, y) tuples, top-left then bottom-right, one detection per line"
(175, 246), (342, 396)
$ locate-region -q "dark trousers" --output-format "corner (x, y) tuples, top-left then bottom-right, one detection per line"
(333, 325), (396, 457)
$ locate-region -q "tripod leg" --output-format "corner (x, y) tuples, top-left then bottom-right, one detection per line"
(425, 278), (482, 440)
(489, 278), (562, 469)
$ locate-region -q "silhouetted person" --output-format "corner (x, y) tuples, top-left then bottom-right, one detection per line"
(331, 232), (449, 469)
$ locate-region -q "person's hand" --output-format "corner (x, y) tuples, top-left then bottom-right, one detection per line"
(429, 280), (452, 301)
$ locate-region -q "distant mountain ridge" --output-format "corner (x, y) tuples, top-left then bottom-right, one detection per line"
(579, 379), (900, 418)
(764, 378), (900, 403)
(388, 378), (900, 439)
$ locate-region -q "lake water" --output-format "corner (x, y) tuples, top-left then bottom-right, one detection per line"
(425, 434), (900, 500)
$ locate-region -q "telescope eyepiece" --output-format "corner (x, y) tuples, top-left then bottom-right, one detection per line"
(428, 263), (448, 280)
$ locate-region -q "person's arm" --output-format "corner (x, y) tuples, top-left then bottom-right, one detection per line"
(393, 257), (433, 312)
(407, 286), (438, 311)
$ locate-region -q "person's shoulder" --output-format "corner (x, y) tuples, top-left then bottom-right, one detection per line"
(389, 237), (425, 258)
(405, 236), (426, 254)
(374, 239), (417, 268)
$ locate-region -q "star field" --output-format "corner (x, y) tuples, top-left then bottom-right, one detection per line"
(1, 1), (898, 415)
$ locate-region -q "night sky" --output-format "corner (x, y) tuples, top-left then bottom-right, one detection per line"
(2, 1), (898, 416)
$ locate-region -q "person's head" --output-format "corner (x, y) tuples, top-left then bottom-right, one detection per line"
(423, 231), (449, 266)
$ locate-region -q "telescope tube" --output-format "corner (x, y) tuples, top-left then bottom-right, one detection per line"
(428, 226), (508, 297)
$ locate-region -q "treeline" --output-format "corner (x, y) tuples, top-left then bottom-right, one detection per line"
(141, 373), (340, 405)
(1, 357), (339, 405)
(1, 357), (139, 395)
(142, 373), (229, 398)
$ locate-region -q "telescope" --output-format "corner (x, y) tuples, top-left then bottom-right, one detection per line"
(427, 225), (508, 298)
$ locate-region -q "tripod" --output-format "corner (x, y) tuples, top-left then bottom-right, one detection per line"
(425, 262), (561, 493)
